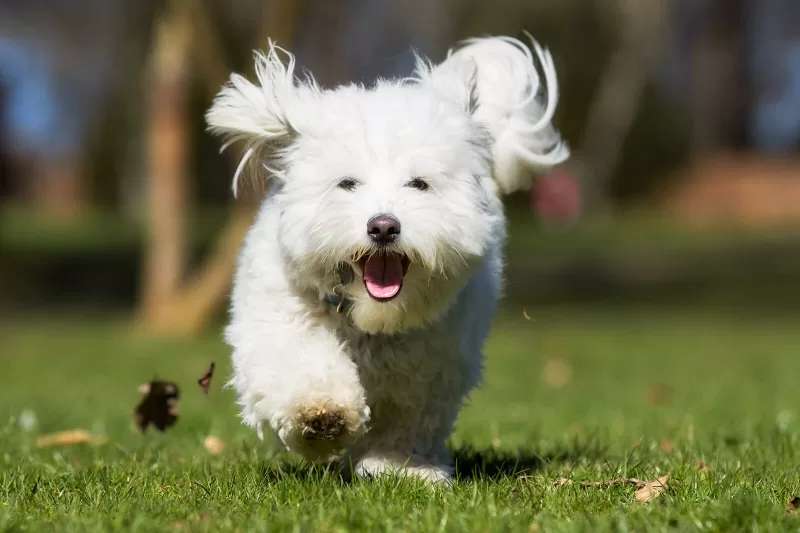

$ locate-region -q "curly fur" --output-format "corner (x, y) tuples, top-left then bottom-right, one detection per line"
(206, 34), (569, 483)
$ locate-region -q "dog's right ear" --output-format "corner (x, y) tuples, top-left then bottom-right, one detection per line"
(205, 41), (301, 196)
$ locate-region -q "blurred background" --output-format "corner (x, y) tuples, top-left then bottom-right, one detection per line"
(1, 0), (799, 334)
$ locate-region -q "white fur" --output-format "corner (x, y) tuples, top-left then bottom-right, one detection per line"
(206, 35), (568, 483)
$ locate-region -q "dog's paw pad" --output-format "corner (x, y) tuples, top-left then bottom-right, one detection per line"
(299, 408), (348, 441)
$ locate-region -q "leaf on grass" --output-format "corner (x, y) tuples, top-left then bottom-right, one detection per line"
(543, 358), (573, 389)
(171, 511), (212, 531)
(555, 477), (573, 487)
(634, 475), (669, 502)
(203, 436), (225, 455)
(646, 383), (671, 405)
(134, 380), (180, 433)
(36, 429), (107, 448)
(786, 496), (800, 514)
(19, 409), (38, 432)
(198, 363), (215, 395)
(697, 460), (710, 473)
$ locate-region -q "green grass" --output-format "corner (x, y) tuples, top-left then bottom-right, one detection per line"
(2, 308), (800, 532)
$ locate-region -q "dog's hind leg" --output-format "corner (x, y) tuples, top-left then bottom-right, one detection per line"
(353, 453), (453, 485)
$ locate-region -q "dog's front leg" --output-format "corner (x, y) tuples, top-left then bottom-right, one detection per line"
(228, 318), (370, 461)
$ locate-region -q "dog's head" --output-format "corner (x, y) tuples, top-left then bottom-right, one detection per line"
(207, 37), (568, 334)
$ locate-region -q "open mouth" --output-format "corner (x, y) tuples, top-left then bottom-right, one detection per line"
(357, 252), (410, 302)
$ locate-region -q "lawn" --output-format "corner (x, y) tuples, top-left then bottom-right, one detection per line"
(2, 307), (800, 532)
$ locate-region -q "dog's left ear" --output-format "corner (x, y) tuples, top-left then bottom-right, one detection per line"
(417, 35), (570, 195)
(206, 41), (303, 196)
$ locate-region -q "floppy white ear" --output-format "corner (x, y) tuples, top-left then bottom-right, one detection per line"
(205, 40), (302, 196)
(419, 34), (570, 195)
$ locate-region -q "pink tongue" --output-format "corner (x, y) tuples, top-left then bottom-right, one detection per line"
(363, 254), (404, 299)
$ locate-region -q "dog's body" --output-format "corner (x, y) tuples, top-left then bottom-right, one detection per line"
(207, 35), (568, 483)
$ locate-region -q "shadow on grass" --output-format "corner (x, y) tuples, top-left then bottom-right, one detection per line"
(452, 444), (607, 482)
(257, 443), (606, 485)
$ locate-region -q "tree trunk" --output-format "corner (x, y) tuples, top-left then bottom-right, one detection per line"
(136, 0), (304, 336)
(574, 0), (669, 216)
(138, 7), (192, 330)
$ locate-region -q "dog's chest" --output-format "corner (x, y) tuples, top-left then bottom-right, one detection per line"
(342, 327), (467, 410)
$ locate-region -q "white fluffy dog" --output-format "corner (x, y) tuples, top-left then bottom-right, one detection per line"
(206, 34), (569, 483)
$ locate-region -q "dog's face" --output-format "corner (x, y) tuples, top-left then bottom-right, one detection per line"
(208, 38), (569, 334)
(274, 83), (503, 333)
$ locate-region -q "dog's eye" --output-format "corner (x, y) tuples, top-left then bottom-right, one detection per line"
(406, 177), (429, 191)
(337, 178), (358, 191)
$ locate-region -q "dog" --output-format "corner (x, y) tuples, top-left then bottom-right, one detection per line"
(206, 34), (569, 483)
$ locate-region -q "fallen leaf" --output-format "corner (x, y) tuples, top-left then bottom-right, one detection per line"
(660, 438), (674, 453)
(36, 430), (107, 448)
(522, 310), (534, 322)
(19, 409), (38, 432)
(646, 383), (671, 405)
(203, 436), (225, 455)
(568, 425), (585, 440)
(543, 358), (573, 389)
(786, 496), (800, 514)
(134, 379), (180, 433)
(697, 460), (710, 473)
(555, 477), (573, 488)
(635, 475), (669, 502)
(198, 363), (216, 395)
(490, 423), (502, 448)
(529, 523), (541, 533)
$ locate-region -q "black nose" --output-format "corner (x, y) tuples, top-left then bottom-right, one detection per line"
(367, 214), (401, 244)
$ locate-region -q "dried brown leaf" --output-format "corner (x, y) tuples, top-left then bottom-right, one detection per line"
(134, 379), (180, 433)
(198, 363), (215, 395)
(36, 430), (107, 448)
(634, 475), (669, 502)
(543, 358), (573, 389)
(646, 383), (671, 405)
(555, 477), (573, 488)
(697, 460), (710, 473)
(786, 496), (800, 514)
(204, 436), (225, 455)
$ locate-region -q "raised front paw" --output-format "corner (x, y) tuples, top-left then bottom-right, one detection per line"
(275, 395), (370, 461)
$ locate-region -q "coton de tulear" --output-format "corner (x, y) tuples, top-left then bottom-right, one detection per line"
(206, 33), (569, 483)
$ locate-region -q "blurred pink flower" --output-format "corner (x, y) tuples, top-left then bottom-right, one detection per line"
(531, 169), (582, 223)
